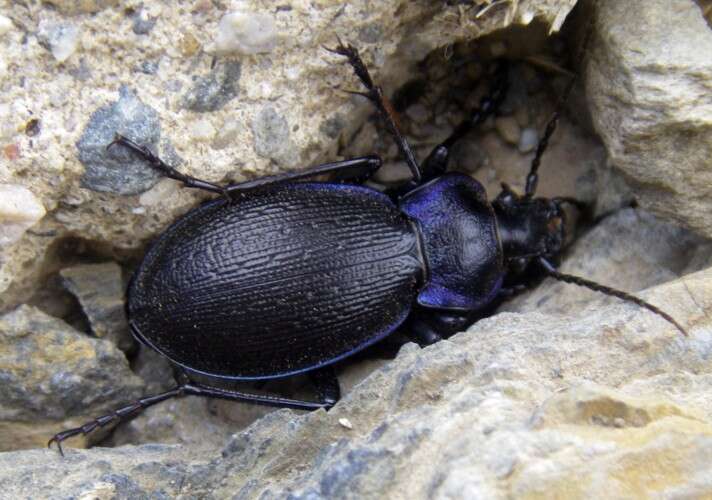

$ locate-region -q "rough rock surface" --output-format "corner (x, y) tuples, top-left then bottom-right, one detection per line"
(0, 305), (144, 451)
(0, 270), (709, 498)
(586, 0), (712, 238)
(59, 262), (134, 352)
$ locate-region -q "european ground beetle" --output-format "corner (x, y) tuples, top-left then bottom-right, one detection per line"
(49, 38), (687, 454)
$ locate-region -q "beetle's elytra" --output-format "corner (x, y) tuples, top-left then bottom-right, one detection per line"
(49, 38), (686, 455)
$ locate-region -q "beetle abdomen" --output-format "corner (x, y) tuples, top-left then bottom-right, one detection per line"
(128, 183), (423, 379)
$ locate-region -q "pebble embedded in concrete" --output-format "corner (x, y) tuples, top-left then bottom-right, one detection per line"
(251, 105), (297, 167)
(191, 119), (216, 142)
(181, 61), (241, 112)
(37, 21), (80, 63)
(76, 86), (162, 195)
(132, 10), (156, 35)
(214, 10), (278, 55)
(0, 184), (46, 247)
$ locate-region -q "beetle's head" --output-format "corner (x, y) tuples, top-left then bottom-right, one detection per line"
(492, 183), (566, 276)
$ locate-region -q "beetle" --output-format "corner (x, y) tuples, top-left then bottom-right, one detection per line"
(48, 40), (686, 454)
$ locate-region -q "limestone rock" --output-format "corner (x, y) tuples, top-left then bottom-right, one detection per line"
(59, 262), (133, 352)
(0, 305), (143, 451)
(0, 268), (709, 497)
(586, 0), (712, 238)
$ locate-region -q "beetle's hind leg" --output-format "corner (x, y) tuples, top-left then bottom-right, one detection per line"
(48, 386), (185, 456)
(107, 134), (228, 195)
(48, 371), (341, 455)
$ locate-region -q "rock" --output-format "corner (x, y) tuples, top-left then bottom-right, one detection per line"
(494, 116), (520, 145)
(214, 10), (279, 55)
(0, 268), (709, 496)
(77, 86), (163, 195)
(42, 0), (117, 15)
(373, 161), (412, 184)
(503, 208), (710, 315)
(251, 105), (298, 167)
(131, 9), (156, 36)
(517, 127), (538, 153)
(0, 305), (143, 451)
(136, 60), (159, 75)
(0, 184), (46, 247)
(181, 60), (241, 112)
(190, 119), (216, 142)
(586, 0), (712, 239)
(36, 21), (80, 63)
(0, 15), (12, 36)
(59, 262), (133, 353)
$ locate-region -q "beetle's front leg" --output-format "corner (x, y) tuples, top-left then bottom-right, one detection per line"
(107, 134), (229, 196)
(327, 40), (423, 185)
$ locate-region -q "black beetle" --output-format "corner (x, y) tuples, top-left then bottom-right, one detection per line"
(49, 40), (686, 454)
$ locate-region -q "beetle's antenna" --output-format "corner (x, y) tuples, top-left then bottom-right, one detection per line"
(524, 9), (596, 199)
(538, 257), (688, 336)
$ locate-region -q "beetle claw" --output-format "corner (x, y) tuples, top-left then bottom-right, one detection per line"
(47, 436), (65, 457)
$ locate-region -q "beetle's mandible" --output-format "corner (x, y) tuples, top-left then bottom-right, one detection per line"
(48, 37), (687, 455)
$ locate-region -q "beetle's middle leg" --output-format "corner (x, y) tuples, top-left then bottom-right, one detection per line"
(420, 61), (509, 182)
(327, 40), (423, 184)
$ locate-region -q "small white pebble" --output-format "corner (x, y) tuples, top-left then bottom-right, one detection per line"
(214, 10), (278, 55)
(131, 207), (146, 215)
(338, 418), (353, 430)
(518, 127), (539, 153)
(38, 21), (80, 63)
(191, 119), (216, 141)
(0, 184), (46, 247)
(0, 15), (12, 36)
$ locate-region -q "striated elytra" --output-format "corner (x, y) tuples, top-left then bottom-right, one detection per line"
(49, 40), (686, 455)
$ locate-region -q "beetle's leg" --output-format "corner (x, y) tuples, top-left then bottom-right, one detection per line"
(421, 61), (508, 181)
(48, 378), (340, 456)
(48, 386), (185, 456)
(225, 155), (382, 195)
(524, 15), (595, 198)
(310, 366), (341, 407)
(407, 310), (472, 346)
(108, 134), (228, 195)
(326, 40), (423, 184)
